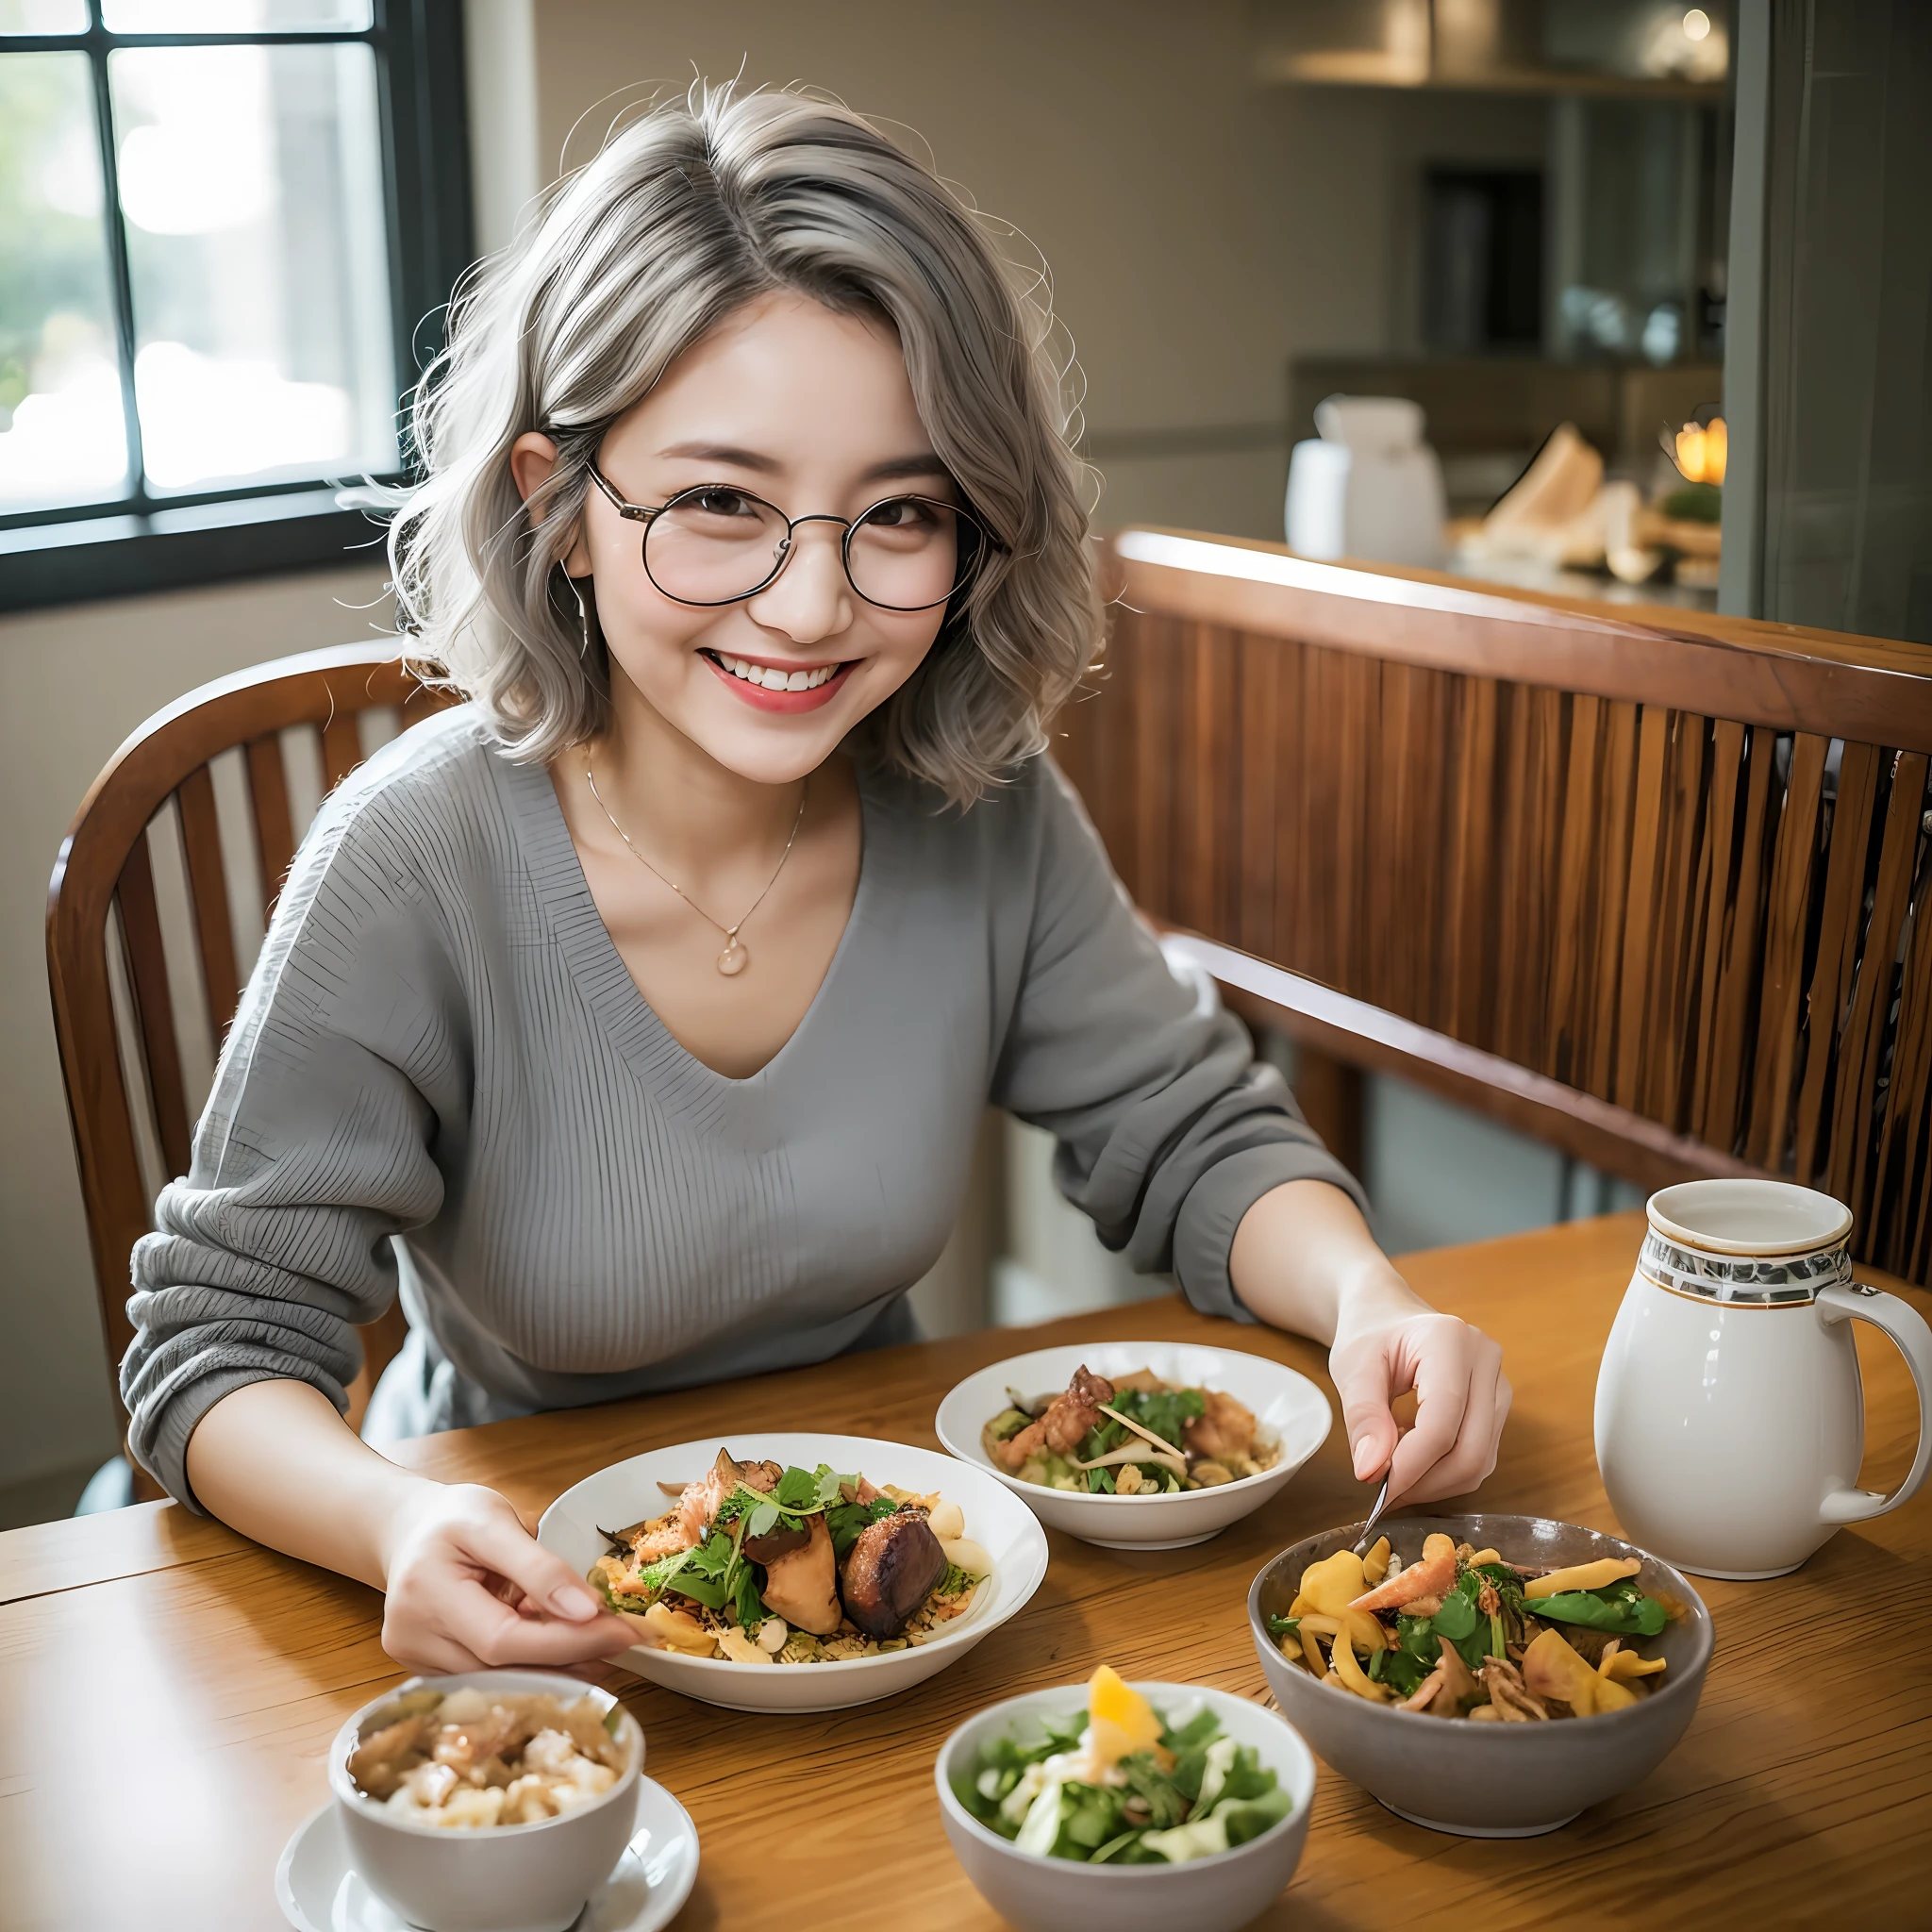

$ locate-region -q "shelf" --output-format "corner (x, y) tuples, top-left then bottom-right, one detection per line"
(1258, 50), (1725, 105)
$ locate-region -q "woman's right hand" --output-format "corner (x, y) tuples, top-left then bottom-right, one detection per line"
(378, 1479), (640, 1674)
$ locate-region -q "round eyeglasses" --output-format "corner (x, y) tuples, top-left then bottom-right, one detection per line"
(585, 462), (994, 611)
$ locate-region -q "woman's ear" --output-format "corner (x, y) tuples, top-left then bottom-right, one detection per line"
(509, 431), (592, 575)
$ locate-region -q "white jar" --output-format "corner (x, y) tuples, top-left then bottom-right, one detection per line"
(1594, 1179), (1931, 1579)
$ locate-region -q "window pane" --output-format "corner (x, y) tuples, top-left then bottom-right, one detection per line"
(111, 41), (398, 493)
(0, 52), (129, 510)
(102, 1), (374, 29)
(0, 2), (90, 32)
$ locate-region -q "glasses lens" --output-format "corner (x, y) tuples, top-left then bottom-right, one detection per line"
(847, 498), (966, 609)
(644, 487), (791, 603)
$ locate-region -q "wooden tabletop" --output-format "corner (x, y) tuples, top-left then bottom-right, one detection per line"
(5, 1209), (1929, 1932)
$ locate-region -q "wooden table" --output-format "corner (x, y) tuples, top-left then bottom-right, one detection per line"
(5, 1210), (1929, 1931)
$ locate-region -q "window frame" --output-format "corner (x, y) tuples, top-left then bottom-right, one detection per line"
(0, 0), (472, 612)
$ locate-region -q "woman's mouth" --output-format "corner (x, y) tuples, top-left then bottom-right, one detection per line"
(700, 648), (855, 713)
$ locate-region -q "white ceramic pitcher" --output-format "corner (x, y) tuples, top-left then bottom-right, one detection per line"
(1594, 1178), (1932, 1579)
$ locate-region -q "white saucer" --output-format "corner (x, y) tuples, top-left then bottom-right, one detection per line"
(275, 1778), (700, 1932)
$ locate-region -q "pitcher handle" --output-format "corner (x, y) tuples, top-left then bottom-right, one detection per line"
(1816, 1284), (1932, 1525)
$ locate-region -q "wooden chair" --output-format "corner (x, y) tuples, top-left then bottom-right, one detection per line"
(1062, 529), (1932, 1286)
(47, 645), (458, 1495)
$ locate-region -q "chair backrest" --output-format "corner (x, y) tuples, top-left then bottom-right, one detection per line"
(47, 645), (459, 1464)
(1063, 529), (1932, 1286)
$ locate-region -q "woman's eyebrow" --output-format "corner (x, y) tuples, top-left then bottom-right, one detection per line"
(654, 442), (950, 487)
(656, 441), (783, 473)
(861, 453), (952, 485)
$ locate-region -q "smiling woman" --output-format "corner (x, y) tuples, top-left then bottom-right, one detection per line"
(122, 81), (1511, 1681)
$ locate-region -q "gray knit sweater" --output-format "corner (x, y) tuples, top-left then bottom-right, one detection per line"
(121, 707), (1364, 1506)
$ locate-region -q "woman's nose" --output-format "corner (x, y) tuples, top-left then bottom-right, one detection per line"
(746, 522), (853, 644)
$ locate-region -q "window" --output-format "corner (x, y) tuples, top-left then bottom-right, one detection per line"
(0, 0), (470, 609)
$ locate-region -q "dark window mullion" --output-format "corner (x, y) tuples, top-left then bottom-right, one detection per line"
(82, 0), (147, 508)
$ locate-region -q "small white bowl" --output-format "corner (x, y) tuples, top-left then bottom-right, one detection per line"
(328, 1670), (644, 1932)
(935, 1681), (1318, 1932)
(935, 1341), (1332, 1549)
(537, 1432), (1049, 1713)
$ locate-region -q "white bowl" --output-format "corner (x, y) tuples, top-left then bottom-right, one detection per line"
(327, 1670), (644, 1932)
(934, 1341), (1332, 1549)
(536, 1432), (1049, 1713)
(935, 1681), (1318, 1932)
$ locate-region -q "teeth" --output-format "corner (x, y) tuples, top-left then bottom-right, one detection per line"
(716, 654), (840, 691)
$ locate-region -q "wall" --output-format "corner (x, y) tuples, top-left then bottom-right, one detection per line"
(0, 565), (391, 1516)
(524, 0), (1351, 541)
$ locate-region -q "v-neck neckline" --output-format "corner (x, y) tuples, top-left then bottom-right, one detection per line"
(504, 746), (882, 1104)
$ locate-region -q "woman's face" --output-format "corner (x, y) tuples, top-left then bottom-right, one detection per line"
(517, 291), (959, 788)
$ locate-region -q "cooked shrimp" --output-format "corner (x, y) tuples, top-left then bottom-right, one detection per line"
(996, 1365), (1116, 1471)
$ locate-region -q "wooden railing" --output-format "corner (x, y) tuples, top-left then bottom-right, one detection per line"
(1058, 529), (1932, 1285)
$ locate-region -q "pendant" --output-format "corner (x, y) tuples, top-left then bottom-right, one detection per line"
(716, 939), (749, 976)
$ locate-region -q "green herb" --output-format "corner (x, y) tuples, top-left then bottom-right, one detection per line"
(1378, 1646), (1432, 1697)
(1088, 1829), (1141, 1864)
(1113, 1386), (1206, 1452)
(935, 1562), (981, 1597)
(1159, 1707), (1220, 1753)
(1367, 1646), (1386, 1681)
(1087, 1466), (1116, 1494)
(1430, 1589), (1478, 1641)
(732, 1562), (766, 1631)
(774, 1465), (821, 1511)
(825, 1494), (898, 1560)
(1264, 1612), (1300, 1640)
(1119, 1752), (1191, 1829)
(813, 1465), (850, 1508)
(1530, 1581), (1668, 1637)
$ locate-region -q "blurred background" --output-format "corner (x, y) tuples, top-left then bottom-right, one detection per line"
(3, 0), (1927, 1525)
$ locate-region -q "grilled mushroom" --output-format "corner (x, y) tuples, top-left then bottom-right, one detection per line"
(758, 1514), (841, 1635)
(839, 1507), (948, 1639)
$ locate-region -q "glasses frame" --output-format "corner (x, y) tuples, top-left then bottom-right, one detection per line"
(583, 461), (995, 612)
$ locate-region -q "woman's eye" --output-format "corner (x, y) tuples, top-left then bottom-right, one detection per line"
(870, 497), (939, 529)
(691, 488), (756, 518)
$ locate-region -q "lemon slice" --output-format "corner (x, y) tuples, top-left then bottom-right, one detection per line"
(1087, 1664), (1161, 1768)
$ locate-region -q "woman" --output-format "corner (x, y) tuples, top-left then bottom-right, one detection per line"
(122, 86), (1508, 1674)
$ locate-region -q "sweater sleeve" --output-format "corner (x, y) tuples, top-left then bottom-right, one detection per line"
(120, 791), (456, 1508)
(990, 760), (1371, 1322)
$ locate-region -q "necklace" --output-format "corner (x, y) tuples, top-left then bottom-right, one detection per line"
(584, 752), (808, 976)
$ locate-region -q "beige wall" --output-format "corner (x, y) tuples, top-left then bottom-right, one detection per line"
(0, 566), (391, 1494)
(528, 0), (1318, 538)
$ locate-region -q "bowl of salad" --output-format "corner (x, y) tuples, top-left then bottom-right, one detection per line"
(935, 1342), (1331, 1549)
(537, 1433), (1048, 1713)
(936, 1667), (1317, 1932)
(1248, 1513), (1714, 1837)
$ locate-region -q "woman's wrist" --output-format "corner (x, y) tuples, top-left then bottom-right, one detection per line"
(1330, 1258), (1432, 1337)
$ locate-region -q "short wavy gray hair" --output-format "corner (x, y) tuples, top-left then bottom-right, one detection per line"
(388, 82), (1099, 806)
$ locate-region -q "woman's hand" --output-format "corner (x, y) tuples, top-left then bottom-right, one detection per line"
(1327, 1281), (1510, 1506)
(1229, 1177), (1511, 1506)
(378, 1480), (640, 1674)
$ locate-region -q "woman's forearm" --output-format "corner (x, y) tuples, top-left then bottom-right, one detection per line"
(184, 1378), (438, 1590)
(1227, 1177), (1425, 1342)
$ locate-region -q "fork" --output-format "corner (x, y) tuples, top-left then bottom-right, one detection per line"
(1351, 1474), (1392, 1556)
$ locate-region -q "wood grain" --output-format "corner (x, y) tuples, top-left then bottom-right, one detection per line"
(1070, 533), (1932, 1286)
(3, 1214), (1927, 1930)
(45, 649), (458, 1440)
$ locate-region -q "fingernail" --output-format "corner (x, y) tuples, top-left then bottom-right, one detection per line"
(549, 1585), (598, 1621)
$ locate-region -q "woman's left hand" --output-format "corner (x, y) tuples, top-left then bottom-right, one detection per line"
(1327, 1280), (1511, 1506)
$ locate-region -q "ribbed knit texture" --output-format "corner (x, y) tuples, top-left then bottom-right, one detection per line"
(122, 707), (1366, 1507)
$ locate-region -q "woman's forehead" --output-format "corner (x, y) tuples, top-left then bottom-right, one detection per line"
(613, 292), (938, 480)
